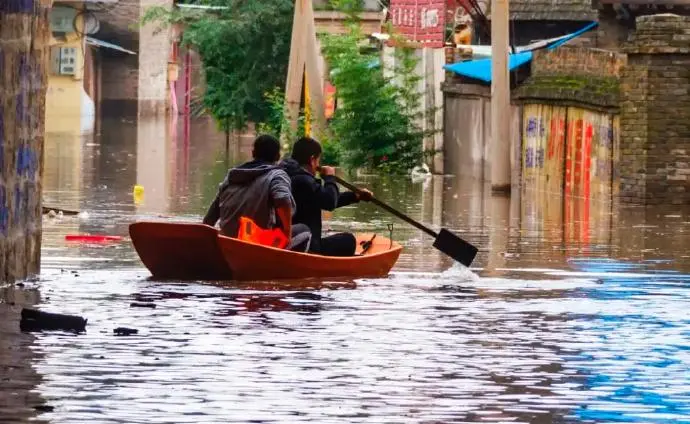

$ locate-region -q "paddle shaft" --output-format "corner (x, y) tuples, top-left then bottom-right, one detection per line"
(332, 176), (438, 238)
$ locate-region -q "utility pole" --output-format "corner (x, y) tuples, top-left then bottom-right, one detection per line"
(490, 0), (511, 193)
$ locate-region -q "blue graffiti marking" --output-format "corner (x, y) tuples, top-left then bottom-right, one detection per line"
(16, 145), (23, 176)
(28, 146), (37, 181)
(15, 183), (22, 218)
(0, 0), (35, 13)
(0, 106), (4, 171)
(15, 145), (38, 181)
(526, 118), (538, 138)
(16, 92), (25, 125)
(526, 117), (546, 138)
(0, 187), (7, 236)
(536, 147), (545, 169)
(525, 147), (535, 168)
(17, 55), (29, 125)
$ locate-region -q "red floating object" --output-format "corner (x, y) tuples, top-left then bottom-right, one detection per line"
(65, 235), (123, 243)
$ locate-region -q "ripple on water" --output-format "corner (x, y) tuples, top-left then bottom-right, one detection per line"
(10, 253), (686, 424)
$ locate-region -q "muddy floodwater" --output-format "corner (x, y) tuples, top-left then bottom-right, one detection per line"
(1, 116), (690, 423)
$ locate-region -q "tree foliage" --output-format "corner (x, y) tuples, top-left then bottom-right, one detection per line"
(319, 1), (435, 173)
(141, 0), (294, 131)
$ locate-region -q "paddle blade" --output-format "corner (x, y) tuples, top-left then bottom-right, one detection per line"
(432, 229), (478, 267)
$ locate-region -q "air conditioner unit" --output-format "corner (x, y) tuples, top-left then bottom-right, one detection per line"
(51, 46), (77, 76)
(50, 6), (77, 33)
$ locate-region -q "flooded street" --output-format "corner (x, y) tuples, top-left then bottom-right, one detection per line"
(2, 116), (690, 423)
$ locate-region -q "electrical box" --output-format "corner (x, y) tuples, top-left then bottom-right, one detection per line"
(50, 6), (77, 33)
(51, 46), (78, 76)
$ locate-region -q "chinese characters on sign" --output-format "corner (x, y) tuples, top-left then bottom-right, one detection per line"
(389, 0), (446, 47)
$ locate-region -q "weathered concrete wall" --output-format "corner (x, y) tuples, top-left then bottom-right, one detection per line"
(620, 14), (690, 205)
(0, 0), (50, 283)
(442, 83), (522, 184)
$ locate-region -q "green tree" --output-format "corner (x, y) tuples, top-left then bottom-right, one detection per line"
(319, 1), (434, 173)
(141, 0), (294, 132)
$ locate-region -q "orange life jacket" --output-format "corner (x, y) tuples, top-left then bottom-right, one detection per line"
(237, 216), (289, 249)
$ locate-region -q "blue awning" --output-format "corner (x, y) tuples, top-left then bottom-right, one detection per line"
(444, 51), (533, 83)
(444, 21), (598, 83)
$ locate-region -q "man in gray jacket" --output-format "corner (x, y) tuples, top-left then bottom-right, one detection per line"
(203, 135), (311, 252)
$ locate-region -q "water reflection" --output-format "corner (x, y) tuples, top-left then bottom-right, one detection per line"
(0, 286), (50, 423)
(9, 114), (689, 423)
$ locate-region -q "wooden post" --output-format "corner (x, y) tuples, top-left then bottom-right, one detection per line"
(304, 76), (311, 136)
(283, 0), (307, 141)
(283, 0), (325, 141)
(490, 0), (511, 193)
(303, 3), (325, 135)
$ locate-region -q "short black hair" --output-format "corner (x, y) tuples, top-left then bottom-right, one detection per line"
(291, 137), (322, 166)
(252, 134), (281, 162)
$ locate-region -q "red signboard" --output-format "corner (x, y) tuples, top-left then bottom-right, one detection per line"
(389, 0), (446, 48)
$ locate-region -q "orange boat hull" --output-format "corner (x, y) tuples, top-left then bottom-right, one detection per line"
(129, 222), (402, 281)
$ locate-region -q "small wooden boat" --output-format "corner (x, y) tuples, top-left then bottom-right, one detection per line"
(129, 222), (403, 281)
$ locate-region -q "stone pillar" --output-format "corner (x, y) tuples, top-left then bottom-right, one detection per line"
(138, 0), (174, 116)
(620, 14), (690, 205)
(0, 0), (51, 283)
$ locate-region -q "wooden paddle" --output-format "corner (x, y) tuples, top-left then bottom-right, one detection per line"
(332, 175), (479, 267)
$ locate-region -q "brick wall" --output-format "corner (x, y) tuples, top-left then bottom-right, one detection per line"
(0, 0), (51, 283)
(531, 46), (624, 78)
(514, 46), (625, 111)
(620, 14), (690, 205)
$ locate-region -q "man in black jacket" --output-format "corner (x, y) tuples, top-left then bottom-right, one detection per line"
(281, 137), (373, 256)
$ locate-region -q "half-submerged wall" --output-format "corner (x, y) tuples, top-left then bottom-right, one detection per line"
(443, 45), (624, 214)
(513, 46), (624, 206)
(0, 0), (51, 283)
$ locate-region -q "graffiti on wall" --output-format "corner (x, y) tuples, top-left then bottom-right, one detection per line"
(522, 104), (567, 193)
(521, 105), (617, 247)
(521, 105), (568, 235)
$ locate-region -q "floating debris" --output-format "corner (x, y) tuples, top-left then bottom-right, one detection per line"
(113, 327), (138, 336)
(20, 308), (87, 333)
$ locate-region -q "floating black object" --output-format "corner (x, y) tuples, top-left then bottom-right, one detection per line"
(130, 302), (156, 308)
(114, 327), (138, 336)
(20, 308), (87, 333)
